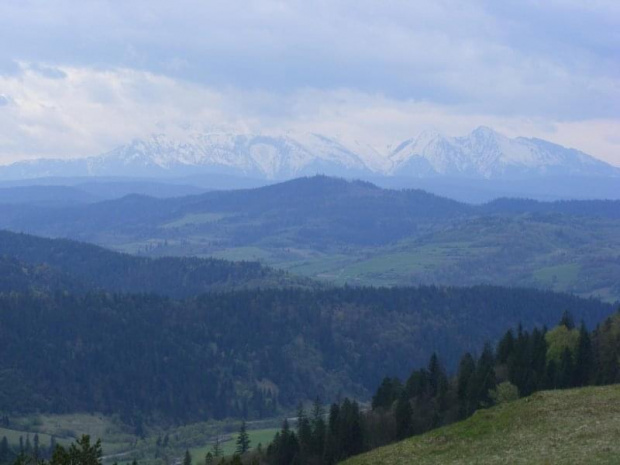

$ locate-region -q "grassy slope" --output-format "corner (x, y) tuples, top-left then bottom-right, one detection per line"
(256, 216), (620, 302)
(343, 385), (620, 465)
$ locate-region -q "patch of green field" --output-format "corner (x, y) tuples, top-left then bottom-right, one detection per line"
(210, 247), (275, 262)
(0, 427), (68, 447)
(342, 385), (620, 465)
(161, 213), (230, 229)
(533, 263), (581, 289)
(189, 428), (279, 459)
(8, 414), (135, 456)
(298, 242), (494, 286)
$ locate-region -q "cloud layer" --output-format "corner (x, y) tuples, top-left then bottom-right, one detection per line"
(0, 1), (618, 165)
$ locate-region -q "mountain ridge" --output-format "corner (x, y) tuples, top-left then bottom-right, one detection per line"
(1, 128), (617, 181)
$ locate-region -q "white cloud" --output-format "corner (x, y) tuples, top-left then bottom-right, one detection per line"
(0, 64), (618, 166)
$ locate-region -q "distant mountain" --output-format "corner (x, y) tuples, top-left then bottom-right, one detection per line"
(0, 176), (619, 300)
(389, 127), (618, 178)
(0, 176), (471, 248)
(0, 128), (617, 182)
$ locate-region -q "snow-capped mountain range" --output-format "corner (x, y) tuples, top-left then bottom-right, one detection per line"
(1, 127), (617, 181)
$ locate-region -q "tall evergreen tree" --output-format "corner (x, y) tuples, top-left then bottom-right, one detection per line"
(574, 322), (594, 386)
(236, 421), (251, 455)
(394, 394), (413, 440)
(456, 352), (476, 418)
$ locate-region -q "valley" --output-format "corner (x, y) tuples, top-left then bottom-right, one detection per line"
(1, 176), (618, 301)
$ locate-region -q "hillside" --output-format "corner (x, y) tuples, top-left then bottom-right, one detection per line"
(342, 385), (620, 465)
(0, 286), (613, 421)
(0, 176), (618, 300)
(0, 256), (84, 294)
(0, 231), (310, 297)
(0, 177), (470, 248)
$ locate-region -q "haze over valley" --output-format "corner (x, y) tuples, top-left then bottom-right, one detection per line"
(0, 1), (618, 465)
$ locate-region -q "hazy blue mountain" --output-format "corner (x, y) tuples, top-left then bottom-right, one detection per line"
(0, 185), (102, 207)
(1, 128), (617, 186)
(389, 127), (619, 179)
(0, 176), (618, 300)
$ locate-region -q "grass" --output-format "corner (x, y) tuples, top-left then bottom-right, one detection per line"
(0, 426), (67, 447)
(532, 263), (581, 289)
(161, 213), (231, 229)
(342, 385), (620, 465)
(189, 427), (280, 459)
(4, 414), (135, 456)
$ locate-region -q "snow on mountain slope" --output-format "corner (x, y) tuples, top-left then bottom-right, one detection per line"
(389, 127), (617, 178)
(0, 128), (617, 181)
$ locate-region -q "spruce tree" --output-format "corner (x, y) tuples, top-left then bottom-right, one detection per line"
(211, 436), (222, 458)
(574, 322), (593, 386)
(236, 421), (251, 455)
(456, 352), (476, 418)
(394, 394), (413, 440)
(183, 449), (192, 465)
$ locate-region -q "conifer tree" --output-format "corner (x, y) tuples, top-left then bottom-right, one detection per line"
(236, 421), (251, 455)
(574, 322), (593, 386)
(394, 394), (413, 440)
(456, 352), (476, 418)
(211, 436), (222, 458)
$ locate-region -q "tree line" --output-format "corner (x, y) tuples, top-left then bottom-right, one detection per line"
(221, 309), (620, 465)
(0, 286), (612, 423)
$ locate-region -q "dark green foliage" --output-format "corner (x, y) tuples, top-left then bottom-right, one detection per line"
(266, 420), (299, 465)
(0, 230), (310, 298)
(236, 421), (250, 455)
(371, 378), (402, 410)
(560, 310), (575, 330)
(593, 310), (620, 385)
(49, 435), (102, 465)
(456, 353), (476, 418)
(261, 311), (620, 465)
(0, 286), (611, 420)
(574, 323), (594, 386)
(183, 449), (192, 465)
(394, 395), (413, 440)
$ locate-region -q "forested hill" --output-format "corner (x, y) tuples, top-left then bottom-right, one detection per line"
(1, 176), (619, 301)
(0, 256), (85, 294)
(0, 286), (613, 422)
(0, 230), (311, 297)
(0, 176), (471, 247)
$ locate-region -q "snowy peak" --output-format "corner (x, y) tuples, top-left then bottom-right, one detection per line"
(390, 127), (618, 179)
(0, 128), (617, 181)
(94, 132), (371, 179)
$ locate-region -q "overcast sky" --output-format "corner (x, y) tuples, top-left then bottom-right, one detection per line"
(0, 0), (618, 165)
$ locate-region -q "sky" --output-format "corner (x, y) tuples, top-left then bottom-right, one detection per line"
(0, 0), (618, 165)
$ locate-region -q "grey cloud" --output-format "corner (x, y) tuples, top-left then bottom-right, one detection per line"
(0, 1), (617, 120)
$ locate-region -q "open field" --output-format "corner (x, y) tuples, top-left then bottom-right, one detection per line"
(343, 385), (620, 465)
(189, 427), (280, 460)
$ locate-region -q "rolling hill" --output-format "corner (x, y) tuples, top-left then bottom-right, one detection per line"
(1, 176), (619, 301)
(342, 385), (620, 465)
(0, 230), (311, 297)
